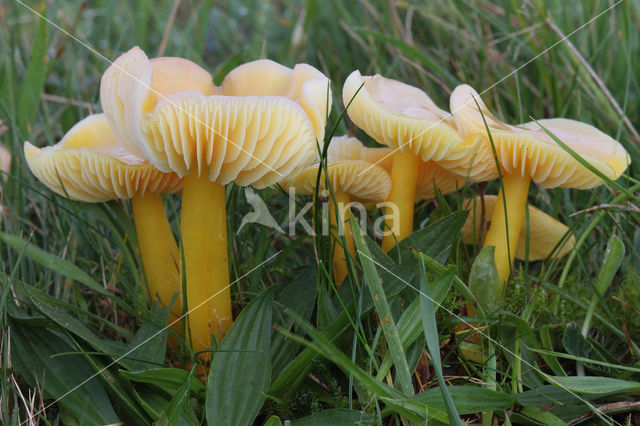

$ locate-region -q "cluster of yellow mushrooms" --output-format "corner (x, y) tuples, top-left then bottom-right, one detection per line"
(24, 47), (630, 357)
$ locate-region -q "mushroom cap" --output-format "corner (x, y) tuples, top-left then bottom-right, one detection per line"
(328, 135), (466, 200)
(101, 47), (331, 188)
(342, 71), (491, 180)
(283, 158), (392, 203)
(24, 114), (182, 203)
(451, 84), (630, 189)
(461, 195), (575, 260)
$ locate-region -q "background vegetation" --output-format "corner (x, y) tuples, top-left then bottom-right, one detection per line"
(1, 0), (639, 424)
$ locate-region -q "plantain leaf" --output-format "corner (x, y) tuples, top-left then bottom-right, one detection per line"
(206, 287), (274, 426)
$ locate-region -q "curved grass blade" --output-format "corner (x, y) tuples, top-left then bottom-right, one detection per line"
(350, 216), (413, 395)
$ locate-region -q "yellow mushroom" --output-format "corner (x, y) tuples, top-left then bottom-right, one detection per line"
(282, 136), (391, 284)
(461, 196), (575, 261)
(101, 47), (330, 352)
(24, 114), (183, 327)
(342, 72), (490, 251)
(451, 84), (630, 286)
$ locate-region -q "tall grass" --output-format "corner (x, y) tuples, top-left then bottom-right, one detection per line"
(1, 0), (639, 424)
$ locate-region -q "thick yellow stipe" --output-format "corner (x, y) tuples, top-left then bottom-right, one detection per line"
(181, 175), (231, 356)
(131, 193), (181, 327)
(382, 150), (420, 251)
(483, 173), (531, 287)
(330, 190), (354, 285)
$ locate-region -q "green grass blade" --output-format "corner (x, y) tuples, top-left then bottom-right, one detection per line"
(418, 260), (462, 425)
(350, 216), (414, 395)
(0, 231), (112, 298)
(17, 3), (48, 137)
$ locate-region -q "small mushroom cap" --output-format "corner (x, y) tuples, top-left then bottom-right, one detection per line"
(451, 84), (630, 189)
(24, 114), (182, 203)
(328, 135), (466, 200)
(461, 195), (575, 260)
(342, 71), (490, 180)
(283, 159), (392, 203)
(101, 47), (330, 188)
(0, 145), (10, 175)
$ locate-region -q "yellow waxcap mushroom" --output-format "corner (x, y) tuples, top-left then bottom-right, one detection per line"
(284, 160), (391, 203)
(24, 114), (181, 202)
(24, 113), (183, 332)
(451, 85), (630, 189)
(343, 71), (464, 162)
(101, 46), (331, 350)
(101, 47), (327, 187)
(343, 71), (486, 250)
(100, 47), (218, 160)
(283, 143), (391, 284)
(461, 196), (575, 260)
(450, 84), (630, 285)
(327, 135), (465, 201)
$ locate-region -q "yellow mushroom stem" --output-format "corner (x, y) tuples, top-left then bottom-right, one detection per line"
(131, 193), (181, 329)
(482, 173), (531, 287)
(329, 190), (354, 284)
(181, 174), (232, 356)
(382, 150), (420, 251)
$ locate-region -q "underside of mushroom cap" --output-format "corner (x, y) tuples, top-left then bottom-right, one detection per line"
(141, 91), (318, 188)
(415, 162), (467, 200)
(327, 135), (393, 170)
(24, 114), (182, 202)
(283, 160), (392, 203)
(101, 47), (329, 188)
(327, 135), (466, 200)
(343, 71), (465, 164)
(451, 84), (630, 189)
(221, 59), (331, 142)
(100, 47), (218, 160)
(461, 195), (575, 260)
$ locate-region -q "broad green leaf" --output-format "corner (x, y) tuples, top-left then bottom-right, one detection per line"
(546, 376), (640, 396)
(125, 303), (169, 371)
(388, 211), (469, 266)
(271, 265), (317, 378)
(351, 217), (413, 395)
(468, 246), (500, 314)
(563, 325), (618, 374)
(291, 408), (373, 425)
(413, 386), (515, 414)
(519, 407), (565, 426)
(120, 368), (205, 393)
(206, 287), (274, 426)
(165, 368), (195, 425)
(10, 321), (120, 425)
